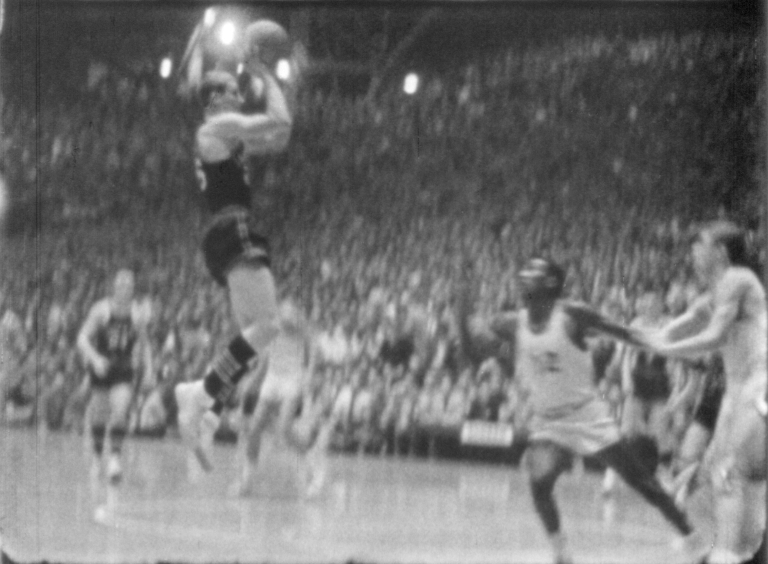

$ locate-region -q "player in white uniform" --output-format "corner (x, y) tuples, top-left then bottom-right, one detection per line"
(231, 300), (325, 497)
(77, 269), (153, 484)
(462, 258), (698, 564)
(640, 221), (766, 564)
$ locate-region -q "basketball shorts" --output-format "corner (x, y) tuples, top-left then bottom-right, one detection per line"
(202, 206), (271, 286)
(632, 374), (671, 402)
(693, 382), (725, 432)
(528, 397), (621, 456)
(90, 366), (134, 389)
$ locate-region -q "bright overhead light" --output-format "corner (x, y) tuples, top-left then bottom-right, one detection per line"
(204, 8), (216, 28)
(159, 57), (173, 79)
(219, 21), (236, 46)
(404, 73), (419, 95)
(276, 59), (291, 80)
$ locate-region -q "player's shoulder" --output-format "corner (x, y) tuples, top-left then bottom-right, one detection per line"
(90, 298), (112, 320)
(717, 266), (762, 301)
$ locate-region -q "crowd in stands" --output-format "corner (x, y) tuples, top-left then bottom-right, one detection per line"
(0, 11), (764, 462)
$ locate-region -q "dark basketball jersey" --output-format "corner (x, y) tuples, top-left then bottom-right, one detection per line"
(94, 313), (138, 381)
(196, 140), (251, 214)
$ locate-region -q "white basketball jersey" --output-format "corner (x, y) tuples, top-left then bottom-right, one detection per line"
(515, 306), (598, 415)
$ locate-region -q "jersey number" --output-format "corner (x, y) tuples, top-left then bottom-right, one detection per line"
(107, 326), (130, 352)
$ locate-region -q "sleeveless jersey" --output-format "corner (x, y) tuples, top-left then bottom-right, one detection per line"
(196, 141), (252, 214)
(93, 303), (139, 381)
(515, 306), (597, 416)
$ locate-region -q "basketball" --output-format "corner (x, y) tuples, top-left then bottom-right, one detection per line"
(244, 20), (292, 68)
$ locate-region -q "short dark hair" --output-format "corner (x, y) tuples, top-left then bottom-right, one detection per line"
(702, 220), (749, 267)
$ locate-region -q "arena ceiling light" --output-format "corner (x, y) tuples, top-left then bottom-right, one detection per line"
(404, 73), (419, 95)
(159, 57), (173, 79)
(218, 21), (237, 46)
(276, 59), (291, 81)
(204, 8), (216, 28)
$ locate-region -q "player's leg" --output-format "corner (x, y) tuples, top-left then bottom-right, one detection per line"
(105, 382), (133, 483)
(176, 262), (279, 470)
(596, 438), (694, 537)
(672, 420), (712, 506)
(88, 386), (111, 479)
(206, 263), (279, 413)
(276, 388), (309, 451)
(646, 399), (675, 489)
(705, 392), (766, 564)
(525, 441), (574, 564)
(621, 394), (645, 437)
(229, 391), (276, 497)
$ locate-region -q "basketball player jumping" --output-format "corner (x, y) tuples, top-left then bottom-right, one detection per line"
(639, 221), (766, 564)
(461, 258), (700, 564)
(174, 22), (295, 473)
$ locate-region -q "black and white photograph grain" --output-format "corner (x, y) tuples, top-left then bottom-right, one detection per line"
(0, 1), (765, 564)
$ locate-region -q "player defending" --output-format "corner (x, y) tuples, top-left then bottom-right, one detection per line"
(77, 269), (153, 484)
(462, 258), (698, 564)
(639, 221), (766, 564)
(231, 299), (326, 497)
(174, 21), (294, 473)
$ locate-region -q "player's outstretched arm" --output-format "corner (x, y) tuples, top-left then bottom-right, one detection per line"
(564, 303), (641, 346)
(655, 295), (711, 344)
(455, 273), (511, 366)
(201, 66), (292, 156)
(644, 279), (742, 359)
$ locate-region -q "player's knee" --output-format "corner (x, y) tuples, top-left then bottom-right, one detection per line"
(241, 315), (280, 353)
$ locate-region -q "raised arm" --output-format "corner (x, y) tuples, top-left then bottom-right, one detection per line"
(455, 276), (511, 366)
(656, 295), (711, 344)
(199, 67), (292, 156)
(648, 273), (745, 359)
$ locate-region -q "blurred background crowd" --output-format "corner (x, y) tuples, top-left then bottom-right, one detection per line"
(0, 4), (763, 462)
